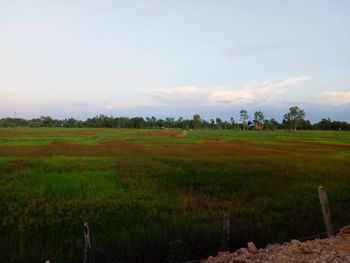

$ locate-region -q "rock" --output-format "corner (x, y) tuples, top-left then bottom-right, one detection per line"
(290, 239), (301, 246)
(247, 242), (257, 253)
(299, 245), (312, 254)
(340, 225), (350, 235)
(236, 248), (247, 255)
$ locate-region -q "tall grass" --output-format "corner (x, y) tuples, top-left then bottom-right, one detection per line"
(0, 128), (349, 262)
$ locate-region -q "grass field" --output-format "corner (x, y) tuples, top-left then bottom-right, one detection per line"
(0, 128), (349, 262)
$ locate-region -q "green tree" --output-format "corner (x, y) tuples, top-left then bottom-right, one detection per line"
(230, 117), (235, 126)
(264, 118), (279, 130)
(283, 106), (305, 130)
(192, 114), (202, 130)
(240, 109), (249, 130)
(215, 118), (223, 129)
(253, 111), (264, 125)
(209, 119), (215, 129)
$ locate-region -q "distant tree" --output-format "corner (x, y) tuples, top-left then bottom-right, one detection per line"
(315, 118), (350, 131)
(264, 118), (279, 130)
(2, 111), (349, 130)
(130, 117), (145, 128)
(215, 118), (223, 129)
(317, 118), (332, 130)
(0, 117), (28, 127)
(240, 109), (249, 130)
(295, 119), (312, 130)
(192, 114), (202, 130)
(156, 118), (165, 128)
(202, 119), (209, 129)
(145, 117), (151, 128)
(283, 106), (305, 130)
(176, 117), (184, 129)
(63, 118), (79, 127)
(253, 111), (264, 125)
(40, 116), (54, 127)
(165, 117), (175, 128)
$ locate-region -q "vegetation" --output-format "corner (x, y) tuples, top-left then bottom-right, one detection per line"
(0, 128), (349, 263)
(253, 111), (264, 125)
(0, 107), (349, 131)
(283, 106), (306, 130)
(240, 109), (249, 130)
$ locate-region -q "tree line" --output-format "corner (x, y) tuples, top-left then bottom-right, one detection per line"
(0, 106), (349, 130)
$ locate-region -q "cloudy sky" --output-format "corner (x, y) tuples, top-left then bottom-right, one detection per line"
(1, 0), (350, 122)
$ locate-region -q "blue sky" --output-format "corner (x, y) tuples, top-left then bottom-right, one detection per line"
(1, 0), (349, 122)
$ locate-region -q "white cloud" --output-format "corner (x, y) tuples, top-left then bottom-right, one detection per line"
(106, 104), (113, 110)
(323, 91), (350, 105)
(151, 86), (202, 98)
(149, 76), (310, 106)
(148, 86), (209, 105)
(209, 76), (310, 105)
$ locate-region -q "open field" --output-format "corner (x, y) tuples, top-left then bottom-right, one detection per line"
(0, 128), (349, 262)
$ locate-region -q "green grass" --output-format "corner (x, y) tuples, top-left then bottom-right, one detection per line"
(0, 128), (349, 262)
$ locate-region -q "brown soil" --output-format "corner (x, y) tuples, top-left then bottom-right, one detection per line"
(202, 225), (350, 263)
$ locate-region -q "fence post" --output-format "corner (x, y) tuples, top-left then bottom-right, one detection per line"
(83, 222), (92, 263)
(318, 186), (335, 237)
(221, 213), (230, 251)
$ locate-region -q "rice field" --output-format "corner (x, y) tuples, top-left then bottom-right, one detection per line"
(0, 128), (349, 262)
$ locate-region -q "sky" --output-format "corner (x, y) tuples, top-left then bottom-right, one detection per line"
(1, 0), (350, 122)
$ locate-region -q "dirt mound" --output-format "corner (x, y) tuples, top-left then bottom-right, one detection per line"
(202, 225), (350, 263)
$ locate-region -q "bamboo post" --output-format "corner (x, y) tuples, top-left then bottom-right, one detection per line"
(83, 222), (92, 263)
(221, 213), (230, 251)
(318, 186), (335, 237)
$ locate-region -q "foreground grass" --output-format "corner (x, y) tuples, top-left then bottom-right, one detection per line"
(0, 128), (349, 262)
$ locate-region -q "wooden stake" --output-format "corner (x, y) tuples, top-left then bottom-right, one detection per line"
(318, 186), (335, 237)
(221, 213), (230, 251)
(83, 222), (92, 263)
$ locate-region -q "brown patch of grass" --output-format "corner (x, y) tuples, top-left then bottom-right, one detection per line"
(282, 140), (350, 150)
(0, 129), (79, 137)
(0, 140), (141, 156)
(146, 139), (348, 161)
(177, 192), (254, 219)
(148, 140), (253, 157)
(140, 129), (185, 137)
(0, 158), (39, 180)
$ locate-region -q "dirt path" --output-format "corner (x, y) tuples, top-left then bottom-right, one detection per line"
(201, 225), (350, 263)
